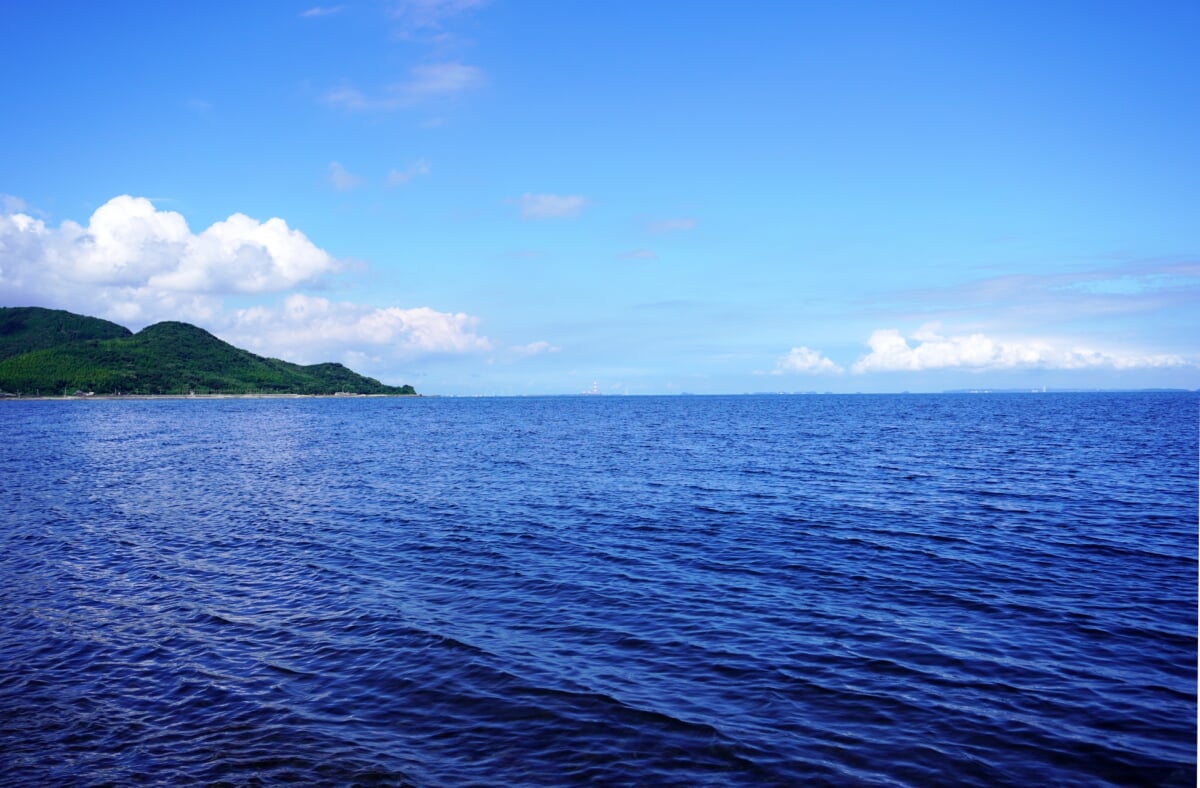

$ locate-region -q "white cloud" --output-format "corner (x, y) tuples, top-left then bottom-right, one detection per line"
(301, 5), (344, 17)
(226, 294), (492, 363)
(0, 197), (495, 383)
(387, 159), (432, 186)
(328, 161), (365, 191)
(1, 195), (340, 325)
(773, 347), (844, 375)
(647, 217), (696, 233)
(516, 193), (588, 220)
(851, 324), (1188, 373)
(323, 62), (484, 111)
(510, 340), (560, 357)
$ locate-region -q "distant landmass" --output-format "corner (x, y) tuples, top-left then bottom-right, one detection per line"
(0, 307), (416, 397)
(940, 387), (1194, 394)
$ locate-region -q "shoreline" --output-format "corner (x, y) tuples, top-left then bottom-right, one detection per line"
(0, 393), (420, 401)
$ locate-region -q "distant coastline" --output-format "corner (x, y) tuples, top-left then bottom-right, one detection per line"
(0, 392), (418, 401)
(0, 307), (416, 397)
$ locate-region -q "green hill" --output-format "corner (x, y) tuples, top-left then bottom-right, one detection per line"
(0, 306), (132, 360)
(0, 307), (416, 396)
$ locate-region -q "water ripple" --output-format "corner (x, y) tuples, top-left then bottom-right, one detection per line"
(1, 393), (1195, 786)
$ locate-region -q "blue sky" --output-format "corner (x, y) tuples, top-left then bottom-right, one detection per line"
(2, 1), (1197, 394)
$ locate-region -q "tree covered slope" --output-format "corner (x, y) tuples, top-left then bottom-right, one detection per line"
(0, 308), (416, 396)
(0, 306), (132, 360)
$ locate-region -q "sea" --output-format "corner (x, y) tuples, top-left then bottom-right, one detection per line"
(0, 392), (1195, 786)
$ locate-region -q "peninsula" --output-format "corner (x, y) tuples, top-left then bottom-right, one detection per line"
(0, 307), (416, 397)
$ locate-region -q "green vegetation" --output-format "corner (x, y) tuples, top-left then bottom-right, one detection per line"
(0, 307), (416, 396)
(0, 307), (132, 360)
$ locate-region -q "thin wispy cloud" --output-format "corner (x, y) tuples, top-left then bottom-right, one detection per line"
(182, 98), (214, 114)
(405, 62), (485, 98)
(1, 193), (27, 214)
(391, 0), (488, 30)
(510, 340), (561, 357)
(322, 86), (376, 112)
(387, 159), (432, 186)
(300, 5), (344, 18)
(874, 259), (1200, 326)
(516, 193), (588, 220)
(323, 62), (485, 111)
(328, 161), (365, 191)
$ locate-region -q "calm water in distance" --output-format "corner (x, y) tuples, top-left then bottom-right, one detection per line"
(1, 393), (1196, 786)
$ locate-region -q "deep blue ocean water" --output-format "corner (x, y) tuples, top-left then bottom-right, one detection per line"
(1, 392), (1195, 786)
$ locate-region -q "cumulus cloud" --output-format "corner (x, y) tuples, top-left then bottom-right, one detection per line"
(324, 62), (485, 111)
(226, 294), (492, 363)
(0, 196), (496, 379)
(851, 324), (1187, 373)
(387, 159), (432, 186)
(773, 347), (844, 375)
(516, 193), (588, 220)
(0, 196), (339, 318)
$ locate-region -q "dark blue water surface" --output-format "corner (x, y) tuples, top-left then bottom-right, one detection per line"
(1, 393), (1196, 786)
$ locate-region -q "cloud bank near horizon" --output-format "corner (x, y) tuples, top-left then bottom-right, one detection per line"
(851, 325), (1188, 373)
(227, 295), (492, 366)
(773, 324), (1189, 377)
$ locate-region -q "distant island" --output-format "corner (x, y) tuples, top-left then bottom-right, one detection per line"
(0, 307), (416, 397)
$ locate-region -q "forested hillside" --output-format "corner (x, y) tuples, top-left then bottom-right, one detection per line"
(0, 308), (416, 396)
